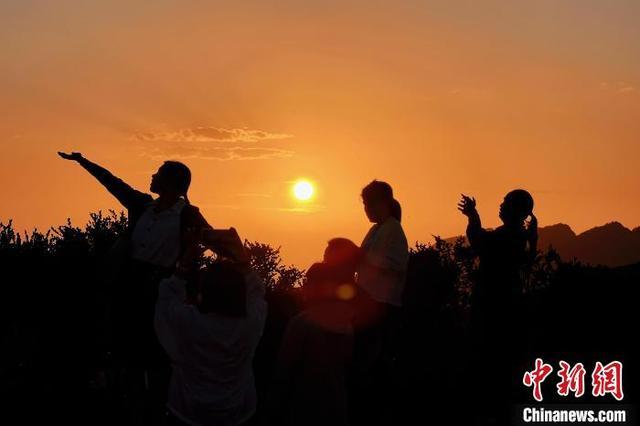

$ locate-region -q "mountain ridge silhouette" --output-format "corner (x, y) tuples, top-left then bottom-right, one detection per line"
(446, 221), (640, 267)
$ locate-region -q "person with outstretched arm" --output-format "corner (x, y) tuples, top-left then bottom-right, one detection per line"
(58, 152), (211, 265)
(59, 151), (212, 424)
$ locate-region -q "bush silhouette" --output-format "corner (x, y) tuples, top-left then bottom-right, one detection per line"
(0, 211), (637, 425)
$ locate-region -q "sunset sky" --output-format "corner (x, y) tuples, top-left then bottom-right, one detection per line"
(1, 0), (639, 267)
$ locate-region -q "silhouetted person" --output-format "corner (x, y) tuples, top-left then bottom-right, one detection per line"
(155, 231), (266, 426)
(458, 189), (538, 425)
(352, 180), (409, 426)
(266, 254), (357, 426)
(58, 152), (210, 263)
(58, 152), (211, 425)
(357, 181), (408, 311)
(323, 237), (361, 285)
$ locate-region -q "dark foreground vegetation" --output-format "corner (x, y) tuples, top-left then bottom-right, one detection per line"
(1, 211), (637, 425)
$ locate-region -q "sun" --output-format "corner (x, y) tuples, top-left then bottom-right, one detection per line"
(292, 179), (315, 201)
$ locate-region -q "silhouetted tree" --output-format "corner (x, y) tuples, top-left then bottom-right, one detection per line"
(244, 241), (305, 292)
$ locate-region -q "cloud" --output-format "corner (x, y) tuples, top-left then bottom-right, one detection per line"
(141, 144), (294, 161)
(133, 126), (293, 143)
(132, 125), (295, 161)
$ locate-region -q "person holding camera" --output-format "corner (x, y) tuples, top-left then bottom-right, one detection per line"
(154, 229), (267, 426)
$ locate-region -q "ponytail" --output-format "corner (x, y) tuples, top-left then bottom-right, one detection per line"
(391, 198), (402, 222)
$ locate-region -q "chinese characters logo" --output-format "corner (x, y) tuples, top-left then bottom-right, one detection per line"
(522, 358), (623, 402)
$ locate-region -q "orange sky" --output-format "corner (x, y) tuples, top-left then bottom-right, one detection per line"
(1, 1), (639, 267)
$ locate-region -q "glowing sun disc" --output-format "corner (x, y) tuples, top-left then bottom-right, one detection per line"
(292, 180), (314, 201)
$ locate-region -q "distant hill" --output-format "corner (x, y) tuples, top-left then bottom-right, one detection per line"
(446, 222), (640, 267)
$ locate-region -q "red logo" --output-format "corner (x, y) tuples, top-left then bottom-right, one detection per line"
(523, 358), (553, 402)
(592, 361), (624, 401)
(523, 359), (624, 402)
(556, 361), (586, 397)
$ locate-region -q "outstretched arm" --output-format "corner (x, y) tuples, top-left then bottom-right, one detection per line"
(58, 152), (151, 210)
(458, 194), (484, 250)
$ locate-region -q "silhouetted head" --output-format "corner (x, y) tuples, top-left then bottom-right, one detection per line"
(150, 161), (192, 200)
(499, 189), (534, 226)
(361, 180), (402, 223)
(304, 261), (356, 305)
(323, 238), (361, 283)
(303, 262), (334, 305)
(196, 261), (246, 317)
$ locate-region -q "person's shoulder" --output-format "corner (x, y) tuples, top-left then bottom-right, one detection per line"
(181, 203), (201, 216)
(383, 216), (403, 229)
(132, 192), (154, 209)
(382, 217), (407, 237)
(361, 223), (377, 244)
(140, 192), (154, 202)
(181, 203), (211, 227)
(184, 202), (200, 211)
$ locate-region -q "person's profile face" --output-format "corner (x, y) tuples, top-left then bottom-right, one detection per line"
(323, 246), (332, 264)
(150, 165), (167, 194)
(364, 198), (387, 223)
(363, 199), (377, 223)
(499, 195), (521, 225)
(324, 245), (343, 265)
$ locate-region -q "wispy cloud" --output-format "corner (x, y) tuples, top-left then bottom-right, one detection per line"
(133, 126), (293, 143)
(141, 144), (294, 161)
(132, 126), (295, 161)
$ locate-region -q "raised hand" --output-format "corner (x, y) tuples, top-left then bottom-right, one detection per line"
(58, 151), (83, 161)
(457, 194), (477, 217)
(526, 213), (538, 235)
